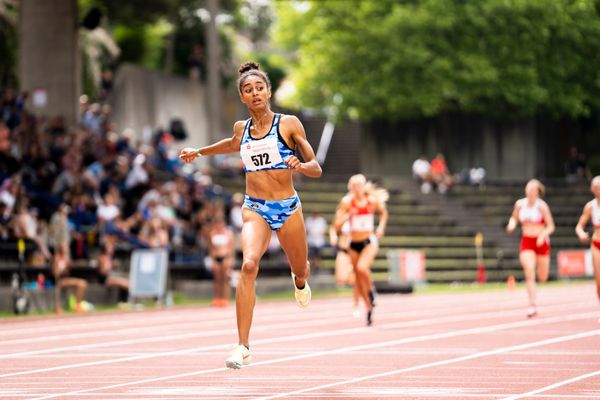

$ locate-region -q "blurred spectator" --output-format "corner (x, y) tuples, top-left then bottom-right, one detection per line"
(2, 88), (20, 130)
(139, 215), (169, 248)
(47, 202), (88, 311)
(125, 153), (150, 193)
(12, 203), (51, 263)
(79, 94), (90, 120)
(0, 177), (18, 217)
(207, 216), (234, 306)
(99, 69), (113, 101)
(51, 165), (80, 198)
(412, 154), (432, 194)
(169, 118), (188, 141)
(16, 91), (29, 113)
(81, 103), (102, 135)
(430, 153), (455, 194)
(188, 43), (206, 82)
(305, 211), (327, 273)
(0, 202), (10, 241)
(52, 246), (89, 314)
(96, 192), (120, 255)
(469, 167), (486, 188)
(565, 146), (592, 183)
(97, 245), (129, 305)
(0, 122), (19, 178)
(49, 203), (72, 262)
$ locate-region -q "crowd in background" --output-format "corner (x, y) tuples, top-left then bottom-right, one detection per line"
(0, 86), (243, 287)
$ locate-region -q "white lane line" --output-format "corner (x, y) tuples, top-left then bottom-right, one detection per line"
(253, 329), (600, 400)
(0, 305), (354, 349)
(0, 324), (371, 377)
(500, 369), (600, 400)
(0, 290), (498, 340)
(26, 311), (599, 399)
(0, 296), (590, 367)
(0, 293), (526, 357)
(2, 291), (591, 361)
(0, 313), (198, 337)
(0, 291), (489, 344)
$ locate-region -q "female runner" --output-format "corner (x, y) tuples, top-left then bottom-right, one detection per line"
(506, 179), (555, 317)
(180, 61), (321, 368)
(334, 174), (388, 325)
(574, 176), (600, 303)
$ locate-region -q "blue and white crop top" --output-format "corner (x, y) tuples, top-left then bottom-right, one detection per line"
(239, 113), (295, 173)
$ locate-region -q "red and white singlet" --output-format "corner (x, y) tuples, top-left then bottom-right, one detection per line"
(517, 198), (545, 225)
(349, 197), (375, 233)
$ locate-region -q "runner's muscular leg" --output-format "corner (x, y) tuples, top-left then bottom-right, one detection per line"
(536, 255), (550, 283)
(238, 208), (271, 347)
(355, 242), (378, 309)
(277, 208), (309, 288)
(520, 250), (537, 306)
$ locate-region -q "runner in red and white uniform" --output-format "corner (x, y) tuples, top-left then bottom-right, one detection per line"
(330, 220), (362, 317)
(575, 176), (600, 303)
(506, 179), (555, 318)
(334, 174), (388, 326)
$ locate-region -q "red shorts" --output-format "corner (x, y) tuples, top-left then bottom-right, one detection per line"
(520, 236), (550, 256)
(592, 240), (600, 251)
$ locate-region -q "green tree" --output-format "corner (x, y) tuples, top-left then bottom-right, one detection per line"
(81, 0), (240, 74)
(275, 0), (600, 121)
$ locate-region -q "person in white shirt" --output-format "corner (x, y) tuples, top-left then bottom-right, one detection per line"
(305, 211), (328, 273)
(412, 155), (432, 194)
(96, 192), (120, 256)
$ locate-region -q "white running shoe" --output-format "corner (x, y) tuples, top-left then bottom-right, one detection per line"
(526, 306), (537, 318)
(291, 272), (311, 308)
(225, 345), (251, 369)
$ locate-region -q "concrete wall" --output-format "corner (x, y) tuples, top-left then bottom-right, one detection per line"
(19, 0), (80, 126)
(360, 114), (545, 180)
(111, 64), (210, 162)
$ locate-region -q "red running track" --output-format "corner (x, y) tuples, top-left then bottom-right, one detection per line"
(0, 282), (599, 399)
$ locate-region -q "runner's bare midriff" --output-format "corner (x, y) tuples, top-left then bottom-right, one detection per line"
(593, 227), (600, 242)
(521, 223), (545, 238)
(245, 169), (295, 200)
(350, 231), (372, 242)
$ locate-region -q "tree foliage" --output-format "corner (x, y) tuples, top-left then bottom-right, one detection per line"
(275, 0), (600, 121)
(81, 0), (240, 71)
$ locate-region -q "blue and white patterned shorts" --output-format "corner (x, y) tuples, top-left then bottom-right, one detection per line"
(243, 192), (301, 231)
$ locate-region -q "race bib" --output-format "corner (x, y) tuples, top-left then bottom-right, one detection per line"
(240, 136), (284, 172)
(350, 214), (374, 232)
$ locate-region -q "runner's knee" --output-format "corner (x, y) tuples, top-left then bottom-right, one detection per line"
(354, 265), (370, 279)
(241, 259), (259, 277)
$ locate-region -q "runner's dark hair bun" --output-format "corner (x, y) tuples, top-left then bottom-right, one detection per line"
(239, 61), (260, 75)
